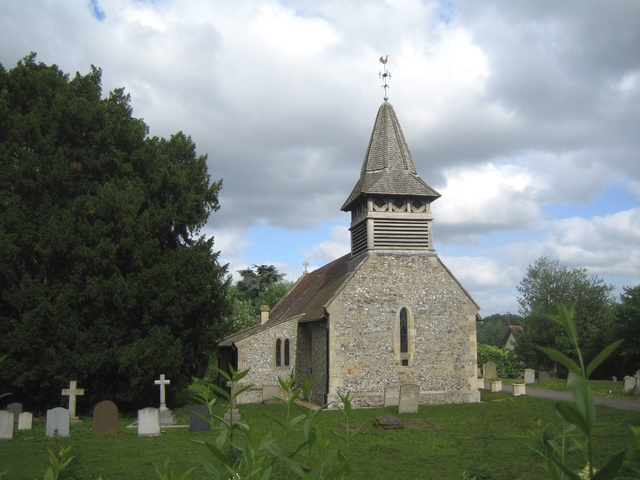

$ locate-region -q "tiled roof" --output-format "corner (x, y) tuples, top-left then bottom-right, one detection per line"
(342, 102), (440, 211)
(218, 253), (352, 346)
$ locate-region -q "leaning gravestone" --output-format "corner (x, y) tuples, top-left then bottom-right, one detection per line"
(624, 376), (636, 392)
(138, 407), (161, 436)
(18, 412), (33, 430)
(46, 407), (70, 437)
(565, 371), (579, 388)
(398, 384), (419, 414)
(0, 411), (13, 439)
(384, 385), (400, 407)
(189, 405), (211, 433)
(7, 402), (22, 424)
(484, 361), (498, 380)
(538, 371), (550, 384)
(524, 368), (535, 384)
(92, 400), (118, 435)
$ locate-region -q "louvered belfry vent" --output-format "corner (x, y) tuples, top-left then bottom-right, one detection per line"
(341, 102), (441, 259)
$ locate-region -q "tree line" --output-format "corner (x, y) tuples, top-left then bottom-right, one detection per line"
(478, 257), (640, 379)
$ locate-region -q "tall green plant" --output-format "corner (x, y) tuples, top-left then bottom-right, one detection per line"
(534, 302), (625, 479)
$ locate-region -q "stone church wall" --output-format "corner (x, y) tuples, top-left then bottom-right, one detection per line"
(327, 253), (479, 408)
(234, 319), (298, 404)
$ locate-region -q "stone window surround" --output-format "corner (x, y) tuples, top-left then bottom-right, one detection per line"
(393, 306), (415, 366)
(275, 337), (291, 368)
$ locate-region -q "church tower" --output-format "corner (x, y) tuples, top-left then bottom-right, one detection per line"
(341, 100), (441, 260)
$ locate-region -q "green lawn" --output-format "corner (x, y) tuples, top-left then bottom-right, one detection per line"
(1, 390), (638, 479)
(501, 378), (639, 401)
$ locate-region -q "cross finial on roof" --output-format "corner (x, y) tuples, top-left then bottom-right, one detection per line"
(379, 55), (391, 101)
(303, 261), (309, 274)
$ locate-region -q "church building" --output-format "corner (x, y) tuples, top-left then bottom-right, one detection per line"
(219, 91), (480, 408)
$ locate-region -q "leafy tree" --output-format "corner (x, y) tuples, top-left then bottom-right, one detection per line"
(514, 257), (615, 375)
(608, 285), (640, 372)
(0, 54), (231, 409)
(232, 265), (293, 328)
(477, 313), (522, 347)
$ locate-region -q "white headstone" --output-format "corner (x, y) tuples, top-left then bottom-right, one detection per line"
(138, 407), (161, 436)
(524, 368), (535, 384)
(384, 385), (400, 407)
(61, 380), (85, 421)
(624, 375), (636, 392)
(18, 412), (33, 430)
(398, 384), (420, 414)
(154, 374), (170, 410)
(6, 402), (22, 424)
(46, 407), (70, 437)
(0, 411), (13, 439)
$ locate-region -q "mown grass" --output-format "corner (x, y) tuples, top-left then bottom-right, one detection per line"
(1, 390), (638, 479)
(502, 378), (639, 401)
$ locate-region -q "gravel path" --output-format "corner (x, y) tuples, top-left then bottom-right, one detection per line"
(483, 382), (640, 412)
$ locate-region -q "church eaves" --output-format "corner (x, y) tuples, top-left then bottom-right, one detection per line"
(341, 102), (440, 212)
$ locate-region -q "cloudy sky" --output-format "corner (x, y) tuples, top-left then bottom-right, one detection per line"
(2, 0), (639, 316)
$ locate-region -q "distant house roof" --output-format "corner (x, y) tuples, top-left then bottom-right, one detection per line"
(501, 324), (523, 349)
(341, 102), (440, 212)
(218, 253), (352, 347)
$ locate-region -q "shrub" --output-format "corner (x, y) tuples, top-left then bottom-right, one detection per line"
(477, 344), (521, 378)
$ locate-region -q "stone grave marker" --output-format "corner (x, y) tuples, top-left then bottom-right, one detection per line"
(262, 385), (285, 404)
(0, 411), (13, 439)
(18, 412), (33, 430)
(624, 376), (636, 392)
(46, 407), (70, 437)
(92, 400), (118, 435)
(484, 361), (498, 380)
(524, 368), (535, 384)
(538, 371), (550, 384)
(398, 384), (419, 414)
(189, 405), (211, 433)
(374, 414), (403, 429)
(62, 380), (84, 422)
(565, 371), (578, 388)
(154, 374), (175, 425)
(612, 376), (617, 382)
(384, 385), (400, 407)
(138, 407), (161, 436)
(7, 402), (22, 424)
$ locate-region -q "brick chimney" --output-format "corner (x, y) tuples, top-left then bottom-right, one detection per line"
(260, 305), (270, 325)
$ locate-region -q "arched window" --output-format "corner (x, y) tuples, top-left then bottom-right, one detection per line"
(276, 339), (282, 366)
(400, 308), (408, 354)
(396, 307), (413, 366)
(284, 339), (290, 366)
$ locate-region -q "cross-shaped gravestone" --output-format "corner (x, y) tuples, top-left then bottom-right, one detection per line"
(154, 374), (170, 411)
(62, 380), (84, 421)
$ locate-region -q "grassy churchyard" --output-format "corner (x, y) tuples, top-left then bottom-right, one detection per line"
(1, 385), (639, 479)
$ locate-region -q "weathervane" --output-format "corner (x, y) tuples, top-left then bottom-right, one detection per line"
(379, 55), (391, 101)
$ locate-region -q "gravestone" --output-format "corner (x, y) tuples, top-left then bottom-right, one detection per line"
(7, 402), (22, 424)
(154, 374), (175, 425)
(189, 405), (211, 433)
(46, 407), (70, 437)
(223, 381), (242, 426)
(138, 407), (161, 436)
(62, 380), (84, 422)
(374, 414), (404, 429)
(0, 411), (13, 439)
(384, 385), (400, 407)
(398, 384), (419, 414)
(92, 400), (118, 435)
(18, 412), (33, 430)
(565, 371), (578, 388)
(624, 375), (636, 392)
(524, 368), (535, 384)
(262, 385), (285, 404)
(612, 376), (617, 382)
(484, 361), (497, 380)
(538, 371), (550, 384)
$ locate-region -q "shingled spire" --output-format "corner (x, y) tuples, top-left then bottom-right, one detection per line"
(341, 100), (441, 260)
